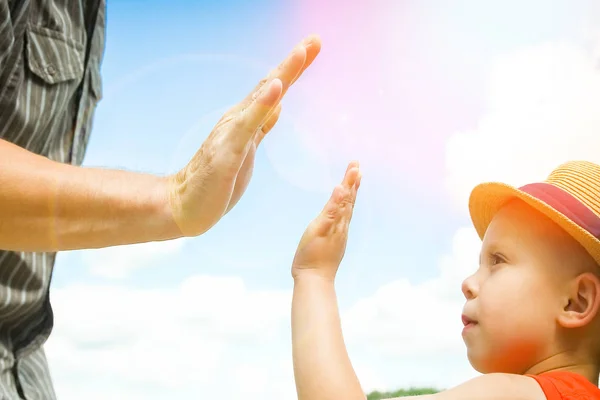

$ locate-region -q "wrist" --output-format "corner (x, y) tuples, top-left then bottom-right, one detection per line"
(58, 168), (184, 249)
(292, 269), (337, 286)
(150, 175), (184, 241)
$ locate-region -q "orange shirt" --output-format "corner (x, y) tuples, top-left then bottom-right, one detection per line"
(527, 372), (600, 399)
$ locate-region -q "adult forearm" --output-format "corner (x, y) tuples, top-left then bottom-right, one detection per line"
(291, 274), (365, 400)
(0, 139), (181, 252)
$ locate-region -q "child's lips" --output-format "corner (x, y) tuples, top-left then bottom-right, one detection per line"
(461, 314), (477, 328)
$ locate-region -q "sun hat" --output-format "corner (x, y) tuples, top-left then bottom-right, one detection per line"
(469, 160), (600, 265)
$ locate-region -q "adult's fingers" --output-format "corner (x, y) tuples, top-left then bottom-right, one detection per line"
(238, 34), (319, 111)
(225, 35), (320, 154)
(255, 35), (320, 139)
(289, 34), (321, 86)
(231, 78), (283, 151)
(255, 103), (282, 146)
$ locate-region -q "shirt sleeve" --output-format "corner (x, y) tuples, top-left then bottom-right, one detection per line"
(526, 372), (600, 399)
(0, 1), (13, 70)
(527, 374), (562, 399)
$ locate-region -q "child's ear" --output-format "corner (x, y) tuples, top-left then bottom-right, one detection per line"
(559, 272), (600, 329)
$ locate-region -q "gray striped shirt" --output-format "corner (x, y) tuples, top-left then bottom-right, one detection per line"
(0, 1), (105, 398)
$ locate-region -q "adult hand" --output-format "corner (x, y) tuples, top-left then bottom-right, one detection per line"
(291, 161), (362, 282)
(168, 35), (322, 236)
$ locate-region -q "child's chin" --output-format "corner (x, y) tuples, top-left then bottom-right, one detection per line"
(466, 350), (486, 373)
(467, 351), (530, 375)
(466, 349), (505, 375)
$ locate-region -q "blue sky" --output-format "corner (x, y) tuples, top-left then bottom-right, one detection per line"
(45, 1), (600, 398)
(52, 0), (470, 301)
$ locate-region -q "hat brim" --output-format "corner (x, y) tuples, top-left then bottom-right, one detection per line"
(468, 182), (600, 266)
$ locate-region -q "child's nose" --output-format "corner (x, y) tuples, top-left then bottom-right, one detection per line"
(461, 274), (478, 300)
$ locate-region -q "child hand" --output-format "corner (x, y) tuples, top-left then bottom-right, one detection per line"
(291, 161), (361, 282)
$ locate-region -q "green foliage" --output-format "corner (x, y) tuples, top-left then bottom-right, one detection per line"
(366, 387), (439, 399)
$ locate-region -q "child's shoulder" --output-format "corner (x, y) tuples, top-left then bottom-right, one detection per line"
(527, 371), (600, 400)
(400, 372), (600, 400)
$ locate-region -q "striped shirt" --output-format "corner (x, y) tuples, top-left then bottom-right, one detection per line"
(0, 1), (105, 398)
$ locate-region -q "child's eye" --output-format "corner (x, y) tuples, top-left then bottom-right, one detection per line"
(490, 253), (506, 266)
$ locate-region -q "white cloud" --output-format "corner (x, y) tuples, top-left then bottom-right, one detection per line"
(46, 275), (296, 399)
(80, 238), (188, 279)
(445, 40), (600, 209)
(342, 227), (481, 391)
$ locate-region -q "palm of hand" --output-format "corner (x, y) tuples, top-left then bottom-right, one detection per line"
(225, 103), (279, 214)
(168, 36), (321, 237)
(292, 162), (361, 281)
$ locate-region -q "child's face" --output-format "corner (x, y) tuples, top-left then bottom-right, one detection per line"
(461, 199), (592, 374)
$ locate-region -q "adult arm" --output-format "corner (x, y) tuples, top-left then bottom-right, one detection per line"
(0, 35), (322, 253)
(0, 138), (177, 251)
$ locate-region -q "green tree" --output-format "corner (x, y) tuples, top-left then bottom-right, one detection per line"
(366, 387), (439, 399)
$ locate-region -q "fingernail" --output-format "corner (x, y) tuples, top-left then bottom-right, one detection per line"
(303, 34), (319, 46)
(268, 78), (281, 91)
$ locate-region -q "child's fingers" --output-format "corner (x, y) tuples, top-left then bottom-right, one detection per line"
(343, 161), (360, 187)
(315, 185), (343, 234)
(314, 162), (360, 235)
(340, 162), (360, 209)
(337, 165), (360, 231)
